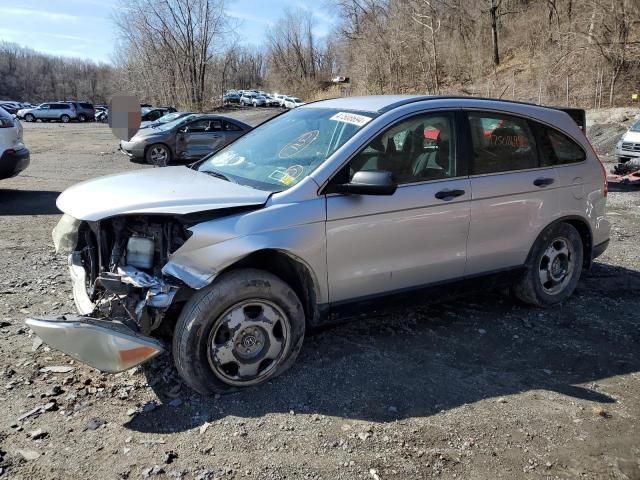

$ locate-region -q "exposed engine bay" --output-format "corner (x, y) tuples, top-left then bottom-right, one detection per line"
(54, 214), (192, 334)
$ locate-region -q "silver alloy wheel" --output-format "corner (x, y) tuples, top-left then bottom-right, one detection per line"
(149, 145), (169, 166)
(207, 299), (291, 387)
(61, 115), (70, 123)
(538, 237), (575, 295)
(25, 114), (34, 122)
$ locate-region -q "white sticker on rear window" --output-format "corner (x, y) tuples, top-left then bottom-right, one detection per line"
(330, 112), (372, 127)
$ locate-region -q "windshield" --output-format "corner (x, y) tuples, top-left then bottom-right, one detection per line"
(630, 119), (640, 132)
(154, 112), (183, 124)
(195, 108), (376, 191)
(154, 113), (198, 132)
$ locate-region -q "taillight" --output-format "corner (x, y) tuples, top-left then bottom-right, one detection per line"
(585, 136), (607, 197)
(600, 159), (608, 197)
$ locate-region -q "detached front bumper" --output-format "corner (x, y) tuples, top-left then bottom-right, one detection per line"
(25, 315), (165, 373)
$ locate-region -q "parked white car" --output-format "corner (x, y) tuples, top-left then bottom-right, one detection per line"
(272, 94), (287, 107)
(251, 95), (267, 107)
(614, 118), (640, 162)
(284, 97), (305, 109)
(0, 106), (30, 180)
(240, 92), (256, 106)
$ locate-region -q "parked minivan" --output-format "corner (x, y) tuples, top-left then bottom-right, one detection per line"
(28, 96), (610, 395)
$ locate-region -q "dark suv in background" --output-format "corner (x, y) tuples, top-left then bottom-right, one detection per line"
(64, 101), (95, 122)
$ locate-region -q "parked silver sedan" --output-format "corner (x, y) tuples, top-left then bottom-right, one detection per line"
(29, 96), (610, 395)
(119, 113), (251, 166)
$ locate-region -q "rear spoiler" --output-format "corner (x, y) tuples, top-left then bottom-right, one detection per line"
(555, 107), (586, 134)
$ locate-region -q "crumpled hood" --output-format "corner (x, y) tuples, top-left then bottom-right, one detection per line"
(56, 166), (271, 221)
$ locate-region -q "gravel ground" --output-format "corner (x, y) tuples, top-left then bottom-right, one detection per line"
(0, 108), (639, 480)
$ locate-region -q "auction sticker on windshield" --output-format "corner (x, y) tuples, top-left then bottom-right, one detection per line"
(330, 112), (372, 127)
(279, 130), (319, 159)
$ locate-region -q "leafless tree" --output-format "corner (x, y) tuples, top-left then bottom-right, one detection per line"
(113, 0), (232, 109)
(0, 42), (114, 103)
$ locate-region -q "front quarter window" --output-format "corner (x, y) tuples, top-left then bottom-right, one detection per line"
(195, 108), (376, 191)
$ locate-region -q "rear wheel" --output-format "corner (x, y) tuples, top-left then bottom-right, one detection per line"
(60, 114), (70, 123)
(173, 269), (305, 394)
(514, 223), (583, 307)
(78, 113), (87, 122)
(145, 143), (171, 167)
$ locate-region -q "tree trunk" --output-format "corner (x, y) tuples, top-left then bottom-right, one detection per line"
(490, 1), (500, 66)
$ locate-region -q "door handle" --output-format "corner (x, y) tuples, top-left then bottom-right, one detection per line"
(435, 189), (465, 200)
(533, 177), (554, 187)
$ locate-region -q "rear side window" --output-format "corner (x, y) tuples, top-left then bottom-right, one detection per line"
(52, 104), (67, 110)
(541, 128), (586, 165)
(224, 121), (241, 131)
(468, 111), (538, 174)
(79, 103), (93, 109)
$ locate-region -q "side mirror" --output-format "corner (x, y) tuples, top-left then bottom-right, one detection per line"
(334, 170), (397, 196)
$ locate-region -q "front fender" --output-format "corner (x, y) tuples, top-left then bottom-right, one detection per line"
(162, 198), (329, 303)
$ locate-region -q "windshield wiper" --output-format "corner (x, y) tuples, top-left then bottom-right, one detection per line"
(202, 169), (234, 183)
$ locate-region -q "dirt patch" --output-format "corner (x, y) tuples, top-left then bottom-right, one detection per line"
(0, 109), (639, 479)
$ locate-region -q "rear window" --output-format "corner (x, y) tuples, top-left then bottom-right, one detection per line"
(541, 127), (586, 166)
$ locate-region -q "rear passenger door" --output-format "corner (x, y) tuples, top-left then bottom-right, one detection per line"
(465, 110), (559, 275)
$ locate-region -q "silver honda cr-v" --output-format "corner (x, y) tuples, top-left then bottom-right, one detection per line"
(28, 96), (610, 394)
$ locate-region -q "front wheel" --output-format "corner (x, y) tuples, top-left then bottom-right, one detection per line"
(145, 143), (171, 167)
(78, 114), (86, 122)
(173, 269), (306, 394)
(24, 114), (34, 122)
(514, 222), (583, 307)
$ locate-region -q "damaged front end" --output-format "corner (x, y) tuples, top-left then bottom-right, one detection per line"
(27, 213), (192, 372)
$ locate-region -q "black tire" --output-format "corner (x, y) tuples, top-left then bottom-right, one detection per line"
(60, 114), (70, 123)
(145, 143), (171, 167)
(24, 114), (34, 122)
(173, 269), (306, 395)
(514, 222), (583, 307)
(78, 114), (86, 122)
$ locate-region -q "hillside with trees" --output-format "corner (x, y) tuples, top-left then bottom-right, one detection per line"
(0, 42), (114, 103)
(1, 0), (638, 109)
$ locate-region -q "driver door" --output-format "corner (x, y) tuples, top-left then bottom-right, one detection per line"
(325, 111), (471, 303)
